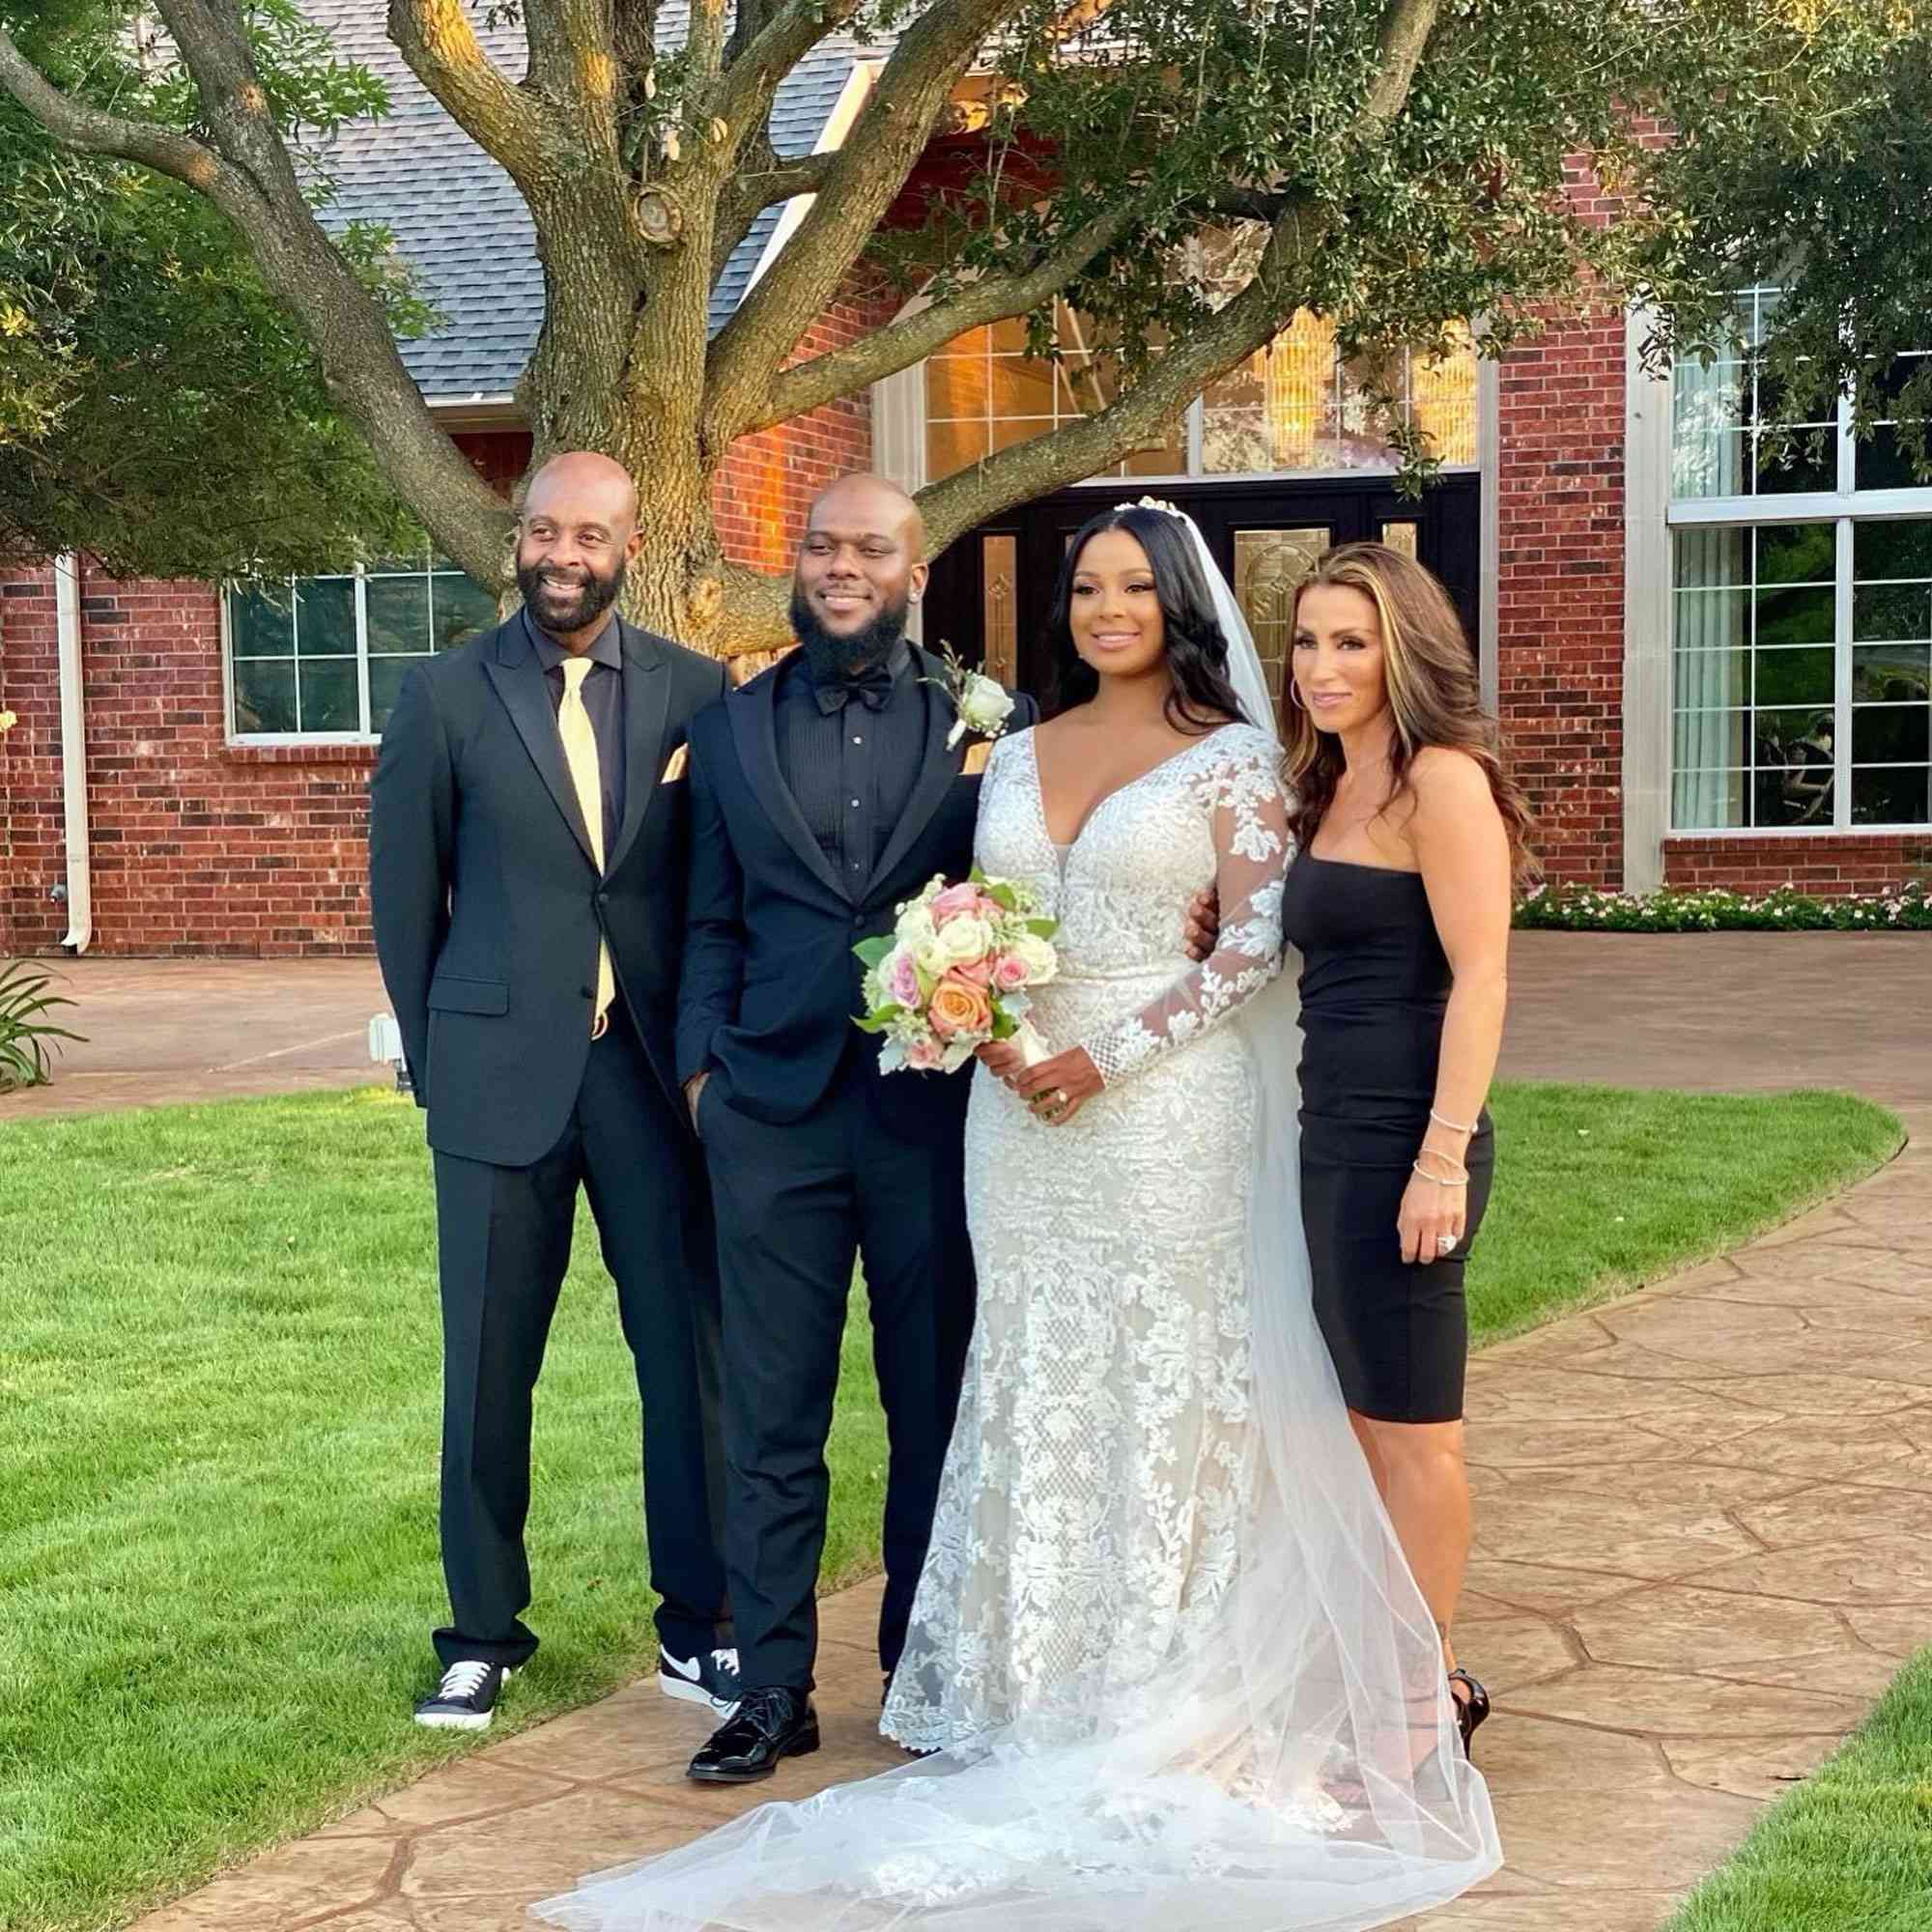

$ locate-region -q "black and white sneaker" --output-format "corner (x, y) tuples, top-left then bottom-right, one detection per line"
(413, 1660), (512, 1730)
(660, 1645), (741, 1718)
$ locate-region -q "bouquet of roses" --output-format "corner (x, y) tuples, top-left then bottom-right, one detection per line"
(854, 870), (1059, 1074)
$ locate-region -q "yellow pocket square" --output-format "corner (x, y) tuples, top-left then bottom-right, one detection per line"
(660, 744), (689, 783)
(961, 741), (993, 777)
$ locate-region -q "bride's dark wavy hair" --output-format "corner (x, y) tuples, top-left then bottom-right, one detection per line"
(1043, 504), (1251, 734)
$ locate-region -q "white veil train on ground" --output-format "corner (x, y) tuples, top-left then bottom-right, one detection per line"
(532, 509), (1500, 1932)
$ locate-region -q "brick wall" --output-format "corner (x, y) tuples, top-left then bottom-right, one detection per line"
(2, 562), (377, 956)
(1, 569), (60, 957)
(711, 278), (898, 573)
(1662, 835), (1932, 895)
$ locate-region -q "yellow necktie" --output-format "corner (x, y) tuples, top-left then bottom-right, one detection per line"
(557, 656), (615, 1038)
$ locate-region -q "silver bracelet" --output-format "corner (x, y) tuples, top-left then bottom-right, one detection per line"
(1412, 1153), (1470, 1186)
(1429, 1105), (1480, 1134)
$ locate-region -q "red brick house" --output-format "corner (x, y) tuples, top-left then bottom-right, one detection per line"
(3, 15), (1928, 958)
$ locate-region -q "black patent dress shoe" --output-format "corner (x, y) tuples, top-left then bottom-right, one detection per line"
(686, 1685), (820, 1783)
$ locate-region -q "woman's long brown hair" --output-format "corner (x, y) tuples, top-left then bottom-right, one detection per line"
(1285, 543), (1538, 882)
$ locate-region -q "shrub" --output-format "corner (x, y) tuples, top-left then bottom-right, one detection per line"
(1515, 880), (1932, 932)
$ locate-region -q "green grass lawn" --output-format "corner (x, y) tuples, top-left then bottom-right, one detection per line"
(1664, 1647), (1932, 1932)
(0, 1080), (1905, 1932)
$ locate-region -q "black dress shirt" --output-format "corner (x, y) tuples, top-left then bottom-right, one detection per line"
(775, 642), (925, 887)
(526, 609), (626, 854)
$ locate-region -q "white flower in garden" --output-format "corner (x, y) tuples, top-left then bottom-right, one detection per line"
(0, 710), (15, 735)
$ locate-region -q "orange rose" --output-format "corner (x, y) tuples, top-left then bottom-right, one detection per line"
(927, 975), (993, 1039)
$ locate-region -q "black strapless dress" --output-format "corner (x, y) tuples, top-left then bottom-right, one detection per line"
(1280, 851), (1494, 1424)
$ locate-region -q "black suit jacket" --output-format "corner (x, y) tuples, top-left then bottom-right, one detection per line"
(369, 613), (728, 1166)
(676, 647), (1037, 1127)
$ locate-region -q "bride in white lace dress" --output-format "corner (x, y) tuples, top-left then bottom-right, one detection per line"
(882, 711), (1286, 1750)
(536, 503), (1498, 1932)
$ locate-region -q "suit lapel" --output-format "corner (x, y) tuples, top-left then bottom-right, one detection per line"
(483, 620), (598, 869)
(726, 669), (850, 902)
(604, 621), (670, 880)
(867, 647), (963, 895)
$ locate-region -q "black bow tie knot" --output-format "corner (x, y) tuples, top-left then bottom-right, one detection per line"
(813, 663), (895, 715)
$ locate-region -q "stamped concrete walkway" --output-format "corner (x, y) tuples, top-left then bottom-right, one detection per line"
(51, 932), (1932, 1930)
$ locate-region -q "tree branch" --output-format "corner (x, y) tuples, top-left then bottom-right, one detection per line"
(0, 27), (235, 191)
(705, 0), (858, 157)
(385, 0), (554, 187)
(711, 144), (838, 282)
(746, 201), (1143, 433)
(704, 0), (1015, 443)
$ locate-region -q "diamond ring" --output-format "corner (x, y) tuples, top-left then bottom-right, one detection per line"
(1436, 1235), (1457, 1255)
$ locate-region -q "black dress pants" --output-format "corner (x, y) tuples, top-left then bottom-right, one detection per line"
(698, 1064), (976, 1693)
(431, 1009), (729, 1668)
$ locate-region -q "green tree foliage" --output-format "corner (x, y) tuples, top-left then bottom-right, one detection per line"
(0, 0), (433, 577)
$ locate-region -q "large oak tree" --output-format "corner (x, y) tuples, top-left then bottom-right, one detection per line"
(0, 0), (1907, 653)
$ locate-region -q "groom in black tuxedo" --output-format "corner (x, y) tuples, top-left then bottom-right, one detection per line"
(675, 475), (1037, 1779)
(370, 452), (734, 1731)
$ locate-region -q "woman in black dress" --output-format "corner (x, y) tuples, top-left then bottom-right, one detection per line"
(1278, 543), (1534, 1759)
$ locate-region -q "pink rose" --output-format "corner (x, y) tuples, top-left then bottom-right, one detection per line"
(929, 881), (984, 926)
(991, 952), (1030, 993)
(890, 952), (921, 1008)
(951, 955), (996, 987)
(927, 975), (994, 1039)
(905, 1036), (945, 1070)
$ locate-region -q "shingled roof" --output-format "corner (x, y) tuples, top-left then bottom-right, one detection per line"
(301, 1), (864, 401)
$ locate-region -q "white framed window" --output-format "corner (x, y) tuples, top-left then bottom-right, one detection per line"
(1668, 287), (1932, 832)
(224, 554), (498, 742)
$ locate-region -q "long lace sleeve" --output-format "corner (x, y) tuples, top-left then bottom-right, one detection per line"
(1084, 729), (1290, 1086)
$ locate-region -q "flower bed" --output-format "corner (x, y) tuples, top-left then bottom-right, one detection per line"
(1515, 881), (1932, 931)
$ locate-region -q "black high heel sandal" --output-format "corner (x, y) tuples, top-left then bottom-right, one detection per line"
(1446, 1669), (1491, 1758)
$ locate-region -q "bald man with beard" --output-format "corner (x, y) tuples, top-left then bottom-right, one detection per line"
(371, 453), (736, 1731)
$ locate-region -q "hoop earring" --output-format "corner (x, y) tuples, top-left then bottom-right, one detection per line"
(1287, 681), (1306, 712)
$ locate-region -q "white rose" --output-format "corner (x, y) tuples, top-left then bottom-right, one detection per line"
(1009, 931), (1058, 983)
(932, 914), (992, 967)
(945, 671), (1016, 748)
(896, 905), (937, 954)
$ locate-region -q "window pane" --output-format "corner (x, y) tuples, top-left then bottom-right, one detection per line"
(230, 585), (294, 657)
(293, 576), (356, 656)
(1753, 645), (1834, 706)
(1753, 582), (1833, 647)
(1380, 521), (1419, 558)
(1671, 768), (1747, 829)
(233, 658), (298, 734)
(980, 534), (1018, 688)
(1853, 581), (1932, 643)
(1754, 763), (1834, 827)
(1852, 705), (1931, 765)
(298, 658), (359, 733)
(1854, 642), (1932, 701)
(1673, 708), (1747, 775)
(431, 574), (498, 651)
(1854, 519), (1932, 581)
(1852, 764), (1930, 824)
(925, 355), (989, 422)
(1856, 424), (1920, 493)
(925, 418), (989, 483)
(1673, 649), (1748, 713)
(366, 575), (430, 654)
(369, 656), (419, 733)
(1235, 526), (1330, 706)
(1755, 523), (1835, 585)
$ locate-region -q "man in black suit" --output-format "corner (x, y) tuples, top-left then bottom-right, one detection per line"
(673, 475), (1037, 1781)
(370, 452), (734, 1730)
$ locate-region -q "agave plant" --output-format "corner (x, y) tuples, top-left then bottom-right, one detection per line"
(0, 959), (85, 1092)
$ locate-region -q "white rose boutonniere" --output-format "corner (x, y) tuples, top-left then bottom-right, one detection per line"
(922, 640), (1015, 750)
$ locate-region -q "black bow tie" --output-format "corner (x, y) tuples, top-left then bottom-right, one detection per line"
(813, 664), (895, 715)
